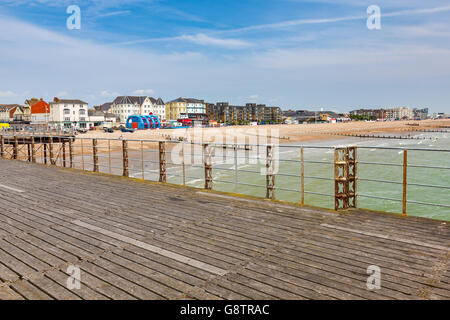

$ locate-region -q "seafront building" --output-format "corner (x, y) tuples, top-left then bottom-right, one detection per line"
(49, 97), (89, 129)
(208, 102), (282, 124)
(350, 107), (427, 121)
(110, 96), (166, 123)
(165, 97), (206, 121)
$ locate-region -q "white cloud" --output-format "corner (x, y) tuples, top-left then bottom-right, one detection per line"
(100, 90), (121, 98)
(179, 33), (251, 48)
(0, 90), (16, 98)
(133, 89), (155, 95)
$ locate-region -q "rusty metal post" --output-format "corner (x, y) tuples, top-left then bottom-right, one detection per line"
(203, 144), (213, 190)
(31, 137), (36, 163)
(49, 137), (54, 165)
(300, 147), (304, 205)
(108, 140), (111, 174)
(0, 135), (4, 159)
(27, 143), (31, 162)
(159, 141), (166, 183)
(44, 142), (47, 164)
(62, 141), (66, 167)
(140, 141), (145, 180)
(402, 149), (408, 216)
(93, 139), (99, 172)
(266, 145), (275, 199)
(123, 139), (129, 177)
(69, 138), (74, 168)
(13, 136), (18, 160)
(182, 143), (186, 186)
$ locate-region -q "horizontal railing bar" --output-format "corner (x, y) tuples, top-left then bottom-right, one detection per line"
(358, 193), (402, 202)
(401, 200), (450, 208)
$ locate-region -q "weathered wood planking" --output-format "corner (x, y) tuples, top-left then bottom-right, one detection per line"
(0, 159), (449, 300)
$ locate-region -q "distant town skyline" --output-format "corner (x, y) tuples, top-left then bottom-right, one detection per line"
(0, 0), (449, 113)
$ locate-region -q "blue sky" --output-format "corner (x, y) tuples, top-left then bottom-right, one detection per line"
(0, 0), (450, 113)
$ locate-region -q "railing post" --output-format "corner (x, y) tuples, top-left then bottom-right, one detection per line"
(403, 149), (407, 216)
(234, 144), (238, 193)
(62, 141), (66, 167)
(80, 138), (85, 170)
(141, 141), (145, 180)
(69, 138), (74, 168)
(93, 139), (99, 172)
(204, 143), (213, 190)
(123, 139), (129, 177)
(13, 136), (18, 160)
(0, 135), (4, 159)
(159, 141), (166, 182)
(266, 145), (275, 200)
(49, 137), (54, 165)
(44, 142), (47, 164)
(300, 147), (304, 205)
(31, 137), (36, 163)
(182, 143), (186, 186)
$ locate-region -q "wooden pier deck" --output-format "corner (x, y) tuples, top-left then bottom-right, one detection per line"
(0, 159), (449, 300)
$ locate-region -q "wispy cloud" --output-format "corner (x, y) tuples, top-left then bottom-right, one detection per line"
(179, 34), (251, 48)
(97, 10), (131, 18)
(112, 33), (251, 49)
(133, 89), (155, 95)
(0, 90), (16, 98)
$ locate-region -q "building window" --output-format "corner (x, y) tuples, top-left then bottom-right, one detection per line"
(64, 109), (70, 115)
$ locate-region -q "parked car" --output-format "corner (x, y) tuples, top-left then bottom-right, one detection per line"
(76, 128), (88, 134)
(120, 127), (134, 133)
(103, 127), (114, 133)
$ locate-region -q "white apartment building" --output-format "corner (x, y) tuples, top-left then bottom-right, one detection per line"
(110, 96), (166, 123)
(386, 107), (413, 120)
(49, 98), (89, 128)
(186, 98), (206, 114)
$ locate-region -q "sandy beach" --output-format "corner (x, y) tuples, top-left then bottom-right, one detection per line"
(81, 119), (450, 147)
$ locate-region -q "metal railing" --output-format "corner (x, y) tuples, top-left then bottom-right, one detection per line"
(0, 133), (449, 218)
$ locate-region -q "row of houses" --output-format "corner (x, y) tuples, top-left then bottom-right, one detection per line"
(1, 95), (282, 128)
(0, 98), (117, 128)
(100, 96), (282, 124)
(349, 107), (429, 120)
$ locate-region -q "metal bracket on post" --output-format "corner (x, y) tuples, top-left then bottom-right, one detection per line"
(266, 145), (275, 200)
(203, 144), (213, 190)
(159, 141), (166, 183)
(122, 140), (129, 177)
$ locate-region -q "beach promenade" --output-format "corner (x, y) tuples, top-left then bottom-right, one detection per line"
(0, 159), (449, 300)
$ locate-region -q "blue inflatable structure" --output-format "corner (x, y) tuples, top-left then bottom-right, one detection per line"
(126, 114), (161, 130)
